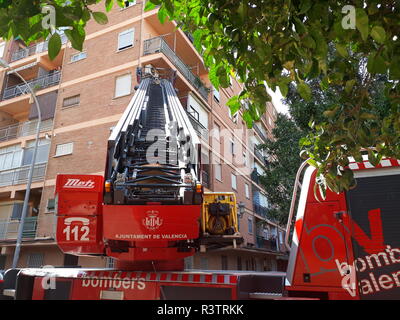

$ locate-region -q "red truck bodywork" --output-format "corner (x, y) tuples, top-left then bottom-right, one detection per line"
(20, 268), (285, 300)
(4, 158), (399, 300)
(285, 157), (400, 300)
(56, 174), (201, 267)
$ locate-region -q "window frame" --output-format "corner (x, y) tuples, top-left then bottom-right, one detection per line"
(118, 28), (135, 51)
(114, 73), (132, 98)
(54, 142), (74, 157)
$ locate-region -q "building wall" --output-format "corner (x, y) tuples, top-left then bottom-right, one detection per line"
(0, 4), (285, 272)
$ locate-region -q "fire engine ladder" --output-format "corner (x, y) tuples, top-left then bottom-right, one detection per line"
(105, 75), (200, 204)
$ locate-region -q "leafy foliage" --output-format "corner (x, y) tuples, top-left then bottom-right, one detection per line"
(0, 0), (132, 59)
(0, 0), (399, 193)
(259, 114), (304, 225)
(147, 0), (400, 194)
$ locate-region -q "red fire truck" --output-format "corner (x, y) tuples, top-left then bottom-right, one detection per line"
(1, 70), (399, 300)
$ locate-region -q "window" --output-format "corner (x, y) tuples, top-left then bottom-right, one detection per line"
(237, 257), (242, 270)
(46, 199), (55, 212)
(123, 0), (136, 8)
(230, 139), (235, 155)
(215, 163), (222, 181)
(212, 86), (220, 103)
(200, 257), (208, 269)
(118, 28), (135, 50)
(23, 139), (50, 165)
(245, 183), (250, 199)
(213, 122), (220, 141)
(115, 74), (132, 98)
(248, 217), (253, 234)
(55, 142), (73, 157)
(0, 144), (22, 171)
(70, 52), (87, 62)
(0, 42), (5, 58)
(279, 232), (283, 244)
(228, 107), (238, 123)
(243, 152), (248, 168)
(221, 255), (228, 270)
(231, 173), (237, 190)
(106, 257), (115, 268)
(0, 255), (6, 270)
(63, 95), (80, 108)
(11, 202), (24, 220)
(27, 253), (44, 268)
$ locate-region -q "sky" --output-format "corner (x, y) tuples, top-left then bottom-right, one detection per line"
(267, 87), (289, 115)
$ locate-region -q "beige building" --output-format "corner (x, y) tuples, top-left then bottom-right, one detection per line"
(0, 2), (287, 273)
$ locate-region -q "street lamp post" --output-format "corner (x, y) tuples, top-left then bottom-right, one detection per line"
(0, 58), (42, 269)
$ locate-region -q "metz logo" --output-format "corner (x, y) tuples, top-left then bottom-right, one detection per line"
(142, 210), (163, 231)
(64, 178), (95, 189)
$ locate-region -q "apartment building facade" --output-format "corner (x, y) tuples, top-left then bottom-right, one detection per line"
(0, 1), (287, 273)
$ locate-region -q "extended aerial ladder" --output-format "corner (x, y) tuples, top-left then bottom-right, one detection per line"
(54, 68), (242, 271)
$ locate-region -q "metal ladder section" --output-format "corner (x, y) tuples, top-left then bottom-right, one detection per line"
(105, 76), (201, 204)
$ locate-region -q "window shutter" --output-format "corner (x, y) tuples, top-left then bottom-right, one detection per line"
(55, 142), (74, 157)
(118, 29), (134, 50)
(29, 91), (58, 121)
(0, 42), (5, 58)
(11, 202), (24, 220)
(115, 74), (132, 97)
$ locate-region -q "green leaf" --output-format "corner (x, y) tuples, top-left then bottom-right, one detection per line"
(48, 33), (61, 61)
(367, 52), (387, 74)
(105, 0), (114, 12)
(158, 6), (168, 24)
(335, 43), (348, 58)
(144, 1), (157, 12)
(298, 0), (312, 14)
(65, 27), (85, 51)
(356, 8), (369, 41)
(298, 82), (312, 101)
(92, 12), (108, 25)
(370, 26), (386, 44)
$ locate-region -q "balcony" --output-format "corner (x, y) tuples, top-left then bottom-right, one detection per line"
(0, 119), (53, 142)
(254, 147), (269, 167)
(251, 169), (261, 184)
(186, 110), (209, 140)
(2, 71), (61, 101)
(143, 36), (209, 100)
(201, 170), (210, 189)
(256, 236), (278, 251)
(10, 34), (68, 62)
(253, 202), (268, 218)
(254, 123), (269, 142)
(0, 216), (38, 240)
(0, 163), (47, 187)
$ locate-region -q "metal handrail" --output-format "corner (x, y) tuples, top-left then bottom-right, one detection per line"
(143, 36), (209, 100)
(284, 160), (310, 251)
(3, 71), (61, 100)
(0, 216), (38, 240)
(10, 34), (68, 62)
(0, 163), (47, 187)
(0, 119), (53, 142)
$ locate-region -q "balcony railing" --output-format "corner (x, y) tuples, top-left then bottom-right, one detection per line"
(0, 119), (53, 142)
(253, 202), (268, 218)
(143, 36), (209, 100)
(0, 163), (47, 187)
(10, 34), (68, 62)
(186, 111), (209, 140)
(201, 170), (210, 189)
(254, 123), (269, 142)
(256, 236), (278, 251)
(3, 71), (61, 100)
(254, 147), (269, 167)
(0, 216), (38, 240)
(251, 169), (261, 184)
